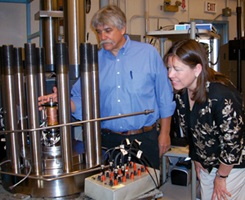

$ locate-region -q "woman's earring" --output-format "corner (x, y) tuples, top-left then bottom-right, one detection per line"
(195, 74), (199, 78)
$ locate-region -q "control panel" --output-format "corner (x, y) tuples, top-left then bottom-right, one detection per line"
(85, 162), (160, 200)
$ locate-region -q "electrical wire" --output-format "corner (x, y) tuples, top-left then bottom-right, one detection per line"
(209, 14), (222, 23)
(8, 153), (32, 190)
(101, 138), (161, 189)
(128, 150), (160, 189)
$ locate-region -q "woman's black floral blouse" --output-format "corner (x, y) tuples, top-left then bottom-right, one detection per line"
(175, 81), (245, 172)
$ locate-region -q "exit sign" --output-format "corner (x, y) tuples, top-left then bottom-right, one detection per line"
(204, 1), (217, 13)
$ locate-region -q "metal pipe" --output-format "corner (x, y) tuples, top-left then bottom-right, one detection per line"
(13, 47), (28, 167)
(0, 47), (3, 109)
(91, 44), (101, 165)
(41, 0), (59, 72)
(2, 45), (20, 173)
(80, 43), (95, 167)
(100, 0), (109, 8)
(0, 110), (154, 134)
(63, 0), (86, 79)
(24, 43), (42, 175)
(36, 47), (47, 122)
(244, 0), (245, 37)
(0, 47), (6, 129)
(190, 21), (196, 39)
(56, 42), (73, 173)
(144, 0), (149, 42)
(236, 1), (242, 92)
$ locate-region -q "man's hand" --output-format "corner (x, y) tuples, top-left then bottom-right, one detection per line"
(158, 117), (172, 157)
(38, 86), (58, 111)
(158, 132), (171, 157)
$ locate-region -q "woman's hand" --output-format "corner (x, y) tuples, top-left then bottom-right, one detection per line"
(212, 164), (233, 200)
(194, 161), (208, 180)
(212, 176), (231, 200)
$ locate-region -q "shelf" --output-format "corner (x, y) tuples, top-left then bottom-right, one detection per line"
(0, 0), (33, 3)
(147, 29), (220, 41)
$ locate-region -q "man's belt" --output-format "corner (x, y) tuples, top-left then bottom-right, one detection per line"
(102, 123), (156, 135)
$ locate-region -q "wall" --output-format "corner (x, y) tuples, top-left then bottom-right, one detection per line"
(0, 0), (241, 48)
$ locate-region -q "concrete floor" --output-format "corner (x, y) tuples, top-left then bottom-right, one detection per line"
(0, 178), (198, 200)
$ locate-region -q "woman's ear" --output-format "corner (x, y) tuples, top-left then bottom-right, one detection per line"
(194, 63), (202, 76)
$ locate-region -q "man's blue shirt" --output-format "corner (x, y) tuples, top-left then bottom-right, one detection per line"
(71, 35), (176, 132)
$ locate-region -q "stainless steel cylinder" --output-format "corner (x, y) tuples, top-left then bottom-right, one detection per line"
(36, 47), (47, 122)
(56, 42), (73, 173)
(24, 43), (42, 175)
(0, 47), (3, 111)
(0, 47), (6, 131)
(63, 0), (86, 79)
(41, 0), (59, 72)
(13, 47), (28, 167)
(80, 43), (95, 167)
(190, 21), (196, 39)
(2, 45), (20, 173)
(91, 45), (101, 165)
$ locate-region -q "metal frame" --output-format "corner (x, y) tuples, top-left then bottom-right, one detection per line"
(0, 0), (41, 43)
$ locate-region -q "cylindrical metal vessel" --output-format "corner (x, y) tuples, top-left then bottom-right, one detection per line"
(41, 0), (59, 72)
(13, 47), (28, 167)
(91, 44), (101, 165)
(24, 43), (42, 175)
(63, 0), (86, 79)
(56, 42), (73, 173)
(80, 43), (95, 167)
(2, 45), (20, 173)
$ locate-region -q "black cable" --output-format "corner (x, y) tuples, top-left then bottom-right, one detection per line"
(101, 139), (160, 188)
(130, 147), (160, 188)
(128, 150), (160, 189)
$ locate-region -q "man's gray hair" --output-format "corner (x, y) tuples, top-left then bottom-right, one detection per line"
(92, 5), (126, 30)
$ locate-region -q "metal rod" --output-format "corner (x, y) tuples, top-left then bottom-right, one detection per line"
(25, 43), (42, 175)
(190, 21), (196, 39)
(41, 0), (58, 72)
(80, 43), (95, 167)
(13, 47), (28, 167)
(236, 4), (242, 92)
(64, 0), (86, 79)
(56, 42), (73, 173)
(2, 45), (20, 172)
(0, 110), (154, 134)
(91, 44), (101, 165)
(36, 47), (47, 122)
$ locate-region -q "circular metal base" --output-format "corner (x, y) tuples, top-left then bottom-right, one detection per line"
(1, 163), (100, 198)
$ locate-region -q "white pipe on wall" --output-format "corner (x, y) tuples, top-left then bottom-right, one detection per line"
(100, 0), (109, 8)
(128, 15), (179, 34)
(144, 0), (149, 42)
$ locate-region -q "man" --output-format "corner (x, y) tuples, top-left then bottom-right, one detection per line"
(39, 5), (175, 169)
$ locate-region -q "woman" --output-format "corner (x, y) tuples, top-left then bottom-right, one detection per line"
(164, 39), (245, 200)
